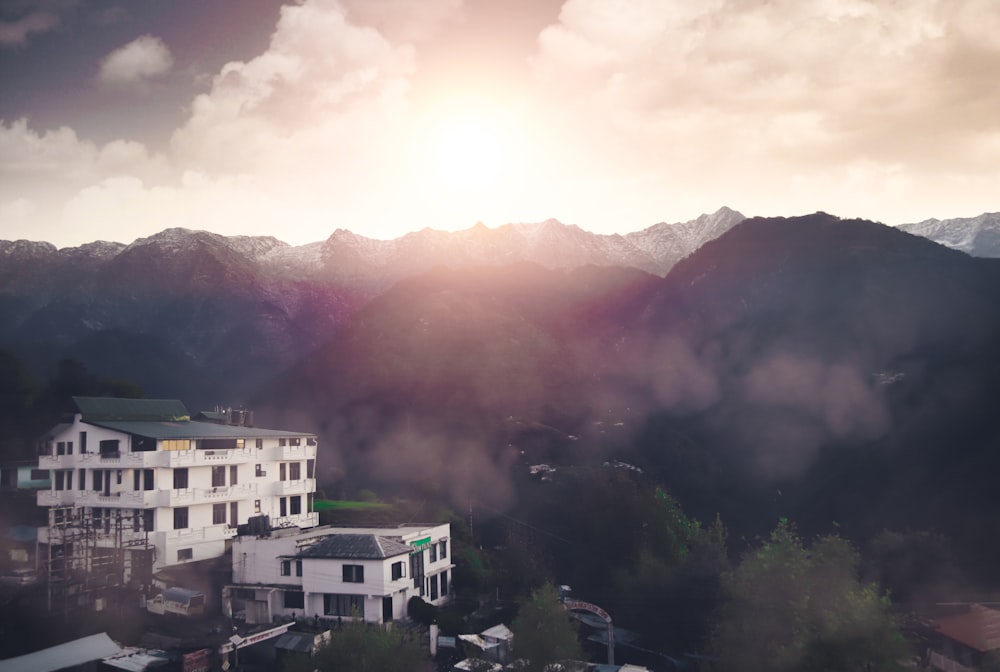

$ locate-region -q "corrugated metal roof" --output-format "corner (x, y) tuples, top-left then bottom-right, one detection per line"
(88, 419), (313, 439)
(0, 632), (122, 672)
(74, 396), (190, 421)
(274, 632), (316, 653)
(297, 534), (412, 560)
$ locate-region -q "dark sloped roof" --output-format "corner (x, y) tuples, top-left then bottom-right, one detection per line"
(297, 534), (412, 560)
(88, 419), (313, 439)
(74, 397), (190, 422)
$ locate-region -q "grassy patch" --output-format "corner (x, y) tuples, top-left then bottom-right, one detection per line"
(312, 499), (392, 511)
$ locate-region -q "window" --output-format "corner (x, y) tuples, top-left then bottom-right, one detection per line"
(281, 560), (292, 576)
(280, 497), (287, 517)
(236, 439), (245, 450)
(289, 462), (301, 480)
(54, 470), (70, 490)
(254, 499), (261, 513)
(391, 561), (405, 580)
(143, 509), (154, 532)
(78, 469), (85, 490)
(289, 496), (301, 515)
(173, 468), (188, 489)
(230, 501), (239, 527)
(116, 469), (122, 485)
(93, 470), (103, 492)
(80, 431), (87, 453)
(307, 437), (317, 446)
(430, 574), (439, 600)
(307, 459), (315, 478)
(57, 441), (66, 455)
(440, 540), (447, 559)
(279, 463), (287, 481)
(430, 544), (438, 563)
(31, 468), (48, 480)
(255, 464), (265, 477)
(342, 565), (364, 583)
(99, 439), (120, 457)
(324, 594), (364, 617)
(173, 507), (189, 530)
(283, 591), (304, 609)
(279, 438), (287, 447)
(213, 503), (226, 525)
(67, 441), (73, 455)
(177, 548), (193, 561)
(211, 466), (226, 487)
(162, 439), (191, 451)
(440, 570), (448, 596)
(143, 469), (154, 490)
(230, 465), (238, 485)
(289, 437), (301, 446)
(255, 439), (263, 449)
(296, 560), (303, 577)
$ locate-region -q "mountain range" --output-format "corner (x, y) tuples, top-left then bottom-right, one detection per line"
(3, 208), (1000, 573)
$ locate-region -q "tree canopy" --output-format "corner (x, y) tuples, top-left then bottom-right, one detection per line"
(283, 620), (433, 672)
(712, 521), (912, 672)
(510, 583), (586, 672)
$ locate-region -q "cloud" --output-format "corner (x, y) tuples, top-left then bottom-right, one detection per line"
(0, 11), (58, 47)
(529, 0), (1000, 224)
(98, 34), (174, 86)
(339, 0), (463, 42)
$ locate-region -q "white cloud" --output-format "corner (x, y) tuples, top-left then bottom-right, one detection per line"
(0, 11), (59, 48)
(98, 34), (174, 86)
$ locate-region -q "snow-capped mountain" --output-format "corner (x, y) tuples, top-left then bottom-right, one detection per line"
(898, 212), (1000, 257)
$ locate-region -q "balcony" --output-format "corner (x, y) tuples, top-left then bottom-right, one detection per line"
(272, 511), (319, 530)
(37, 490), (76, 507)
(265, 444), (317, 462)
(272, 479), (316, 496)
(157, 484), (257, 507)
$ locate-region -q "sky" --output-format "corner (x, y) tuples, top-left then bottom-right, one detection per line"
(1, 0), (999, 249)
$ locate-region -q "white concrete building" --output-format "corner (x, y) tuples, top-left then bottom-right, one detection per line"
(224, 523), (453, 625)
(36, 397), (319, 584)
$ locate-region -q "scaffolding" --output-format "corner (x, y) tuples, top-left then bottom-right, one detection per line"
(41, 506), (153, 613)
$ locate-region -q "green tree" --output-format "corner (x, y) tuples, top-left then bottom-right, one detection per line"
(712, 521), (911, 672)
(283, 620), (433, 672)
(511, 583), (586, 672)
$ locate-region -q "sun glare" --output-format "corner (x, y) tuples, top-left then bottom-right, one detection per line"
(417, 97), (517, 194)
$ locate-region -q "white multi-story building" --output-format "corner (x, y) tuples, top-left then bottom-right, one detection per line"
(224, 523), (453, 625)
(36, 396), (319, 584)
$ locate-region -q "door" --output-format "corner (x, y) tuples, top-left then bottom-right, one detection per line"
(382, 596), (393, 623)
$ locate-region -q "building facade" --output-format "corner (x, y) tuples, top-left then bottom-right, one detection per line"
(224, 523), (453, 625)
(36, 397), (319, 593)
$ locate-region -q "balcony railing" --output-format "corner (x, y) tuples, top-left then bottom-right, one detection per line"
(272, 479), (316, 496)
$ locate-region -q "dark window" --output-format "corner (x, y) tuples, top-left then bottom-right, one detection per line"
(93, 470), (103, 492)
(173, 468), (188, 489)
(230, 501), (238, 527)
(279, 463), (286, 481)
(67, 441), (73, 455)
(143, 509), (154, 532)
(281, 560), (291, 576)
(57, 441), (66, 455)
(255, 439), (263, 449)
(230, 465), (238, 485)
(99, 439), (120, 457)
(289, 438), (301, 446)
(283, 591), (304, 609)
(280, 497), (287, 517)
(213, 503), (226, 525)
(289, 496), (301, 515)
(430, 544), (437, 563)
(342, 565), (364, 583)
(143, 469), (154, 490)
(391, 561), (405, 580)
(80, 431), (87, 453)
(440, 540), (447, 559)
(430, 574), (439, 600)
(289, 462), (301, 480)
(279, 438), (287, 447)
(31, 469), (48, 480)
(440, 570), (448, 596)
(54, 470), (67, 490)
(211, 466), (226, 487)
(307, 459), (315, 478)
(173, 507), (188, 530)
(116, 470), (122, 485)
(255, 464), (265, 477)
(78, 469), (85, 490)
(296, 560), (302, 577)
(323, 594), (364, 617)
(177, 548), (193, 561)
(307, 437), (317, 446)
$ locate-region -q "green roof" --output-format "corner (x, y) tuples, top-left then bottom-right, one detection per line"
(88, 419), (314, 440)
(74, 397), (190, 422)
